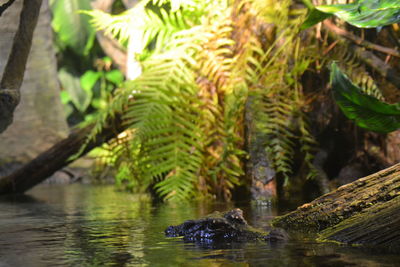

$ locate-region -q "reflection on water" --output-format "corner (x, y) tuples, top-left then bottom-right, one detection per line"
(0, 184), (399, 267)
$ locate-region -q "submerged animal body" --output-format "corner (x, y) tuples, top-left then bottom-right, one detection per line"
(165, 208), (288, 244)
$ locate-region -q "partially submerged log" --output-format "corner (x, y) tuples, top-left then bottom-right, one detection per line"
(273, 163), (400, 250)
(0, 116), (124, 194)
(318, 195), (400, 251)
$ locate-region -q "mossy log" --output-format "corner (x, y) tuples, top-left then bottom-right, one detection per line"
(273, 163), (400, 249)
(318, 195), (400, 251)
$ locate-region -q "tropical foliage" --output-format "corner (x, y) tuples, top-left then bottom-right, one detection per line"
(302, 0), (400, 133)
(331, 62), (400, 133)
(50, 0), (124, 123)
(82, 0), (318, 201)
(302, 0), (400, 29)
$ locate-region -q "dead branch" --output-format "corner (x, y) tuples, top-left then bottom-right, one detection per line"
(0, 115), (125, 194)
(323, 20), (400, 58)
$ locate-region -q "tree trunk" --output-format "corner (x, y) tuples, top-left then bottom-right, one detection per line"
(244, 97), (277, 200)
(273, 163), (400, 250)
(0, 0), (68, 167)
(0, 0), (43, 133)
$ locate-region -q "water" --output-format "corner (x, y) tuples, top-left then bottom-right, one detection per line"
(0, 184), (399, 267)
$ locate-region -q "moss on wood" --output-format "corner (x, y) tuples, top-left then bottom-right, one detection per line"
(272, 163), (400, 249)
(318, 196), (400, 251)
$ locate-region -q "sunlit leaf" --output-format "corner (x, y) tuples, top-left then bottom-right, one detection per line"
(81, 70), (101, 92)
(105, 70), (124, 85)
(302, 0), (400, 29)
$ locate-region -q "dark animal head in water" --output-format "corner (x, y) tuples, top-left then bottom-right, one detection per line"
(165, 208), (288, 245)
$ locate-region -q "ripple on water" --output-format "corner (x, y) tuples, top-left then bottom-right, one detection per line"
(0, 184), (399, 267)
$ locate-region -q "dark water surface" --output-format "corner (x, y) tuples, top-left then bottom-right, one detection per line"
(0, 184), (399, 267)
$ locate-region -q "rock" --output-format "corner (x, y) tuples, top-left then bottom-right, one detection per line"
(165, 208), (288, 244)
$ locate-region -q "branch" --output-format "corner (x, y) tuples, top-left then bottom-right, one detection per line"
(0, 0), (17, 17)
(0, 0), (43, 133)
(0, 115), (125, 194)
(323, 20), (400, 58)
(355, 48), (400, 90)
(323, 20), (400, 95)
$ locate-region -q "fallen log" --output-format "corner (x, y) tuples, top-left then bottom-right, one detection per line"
(318, 195), (400, 251)
(272, 163), (400, 250)
(0, 116), (124, 194)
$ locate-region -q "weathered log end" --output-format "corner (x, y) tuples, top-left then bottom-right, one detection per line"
(318, 196), (400, 251)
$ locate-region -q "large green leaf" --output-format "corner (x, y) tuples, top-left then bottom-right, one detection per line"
(301, 8), (333, 30)
(80, 70), (101, 92)
(302, 0), (400, 29)
(105, 70), (124, 85)
(331, 62), (400, 133)
(50, 0), (95, 54)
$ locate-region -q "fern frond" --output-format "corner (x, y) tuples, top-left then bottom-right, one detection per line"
(82, 8), (142, 44)
(347, 66), (385, 101)
(242, 0), (318, 185)
(84, 2), (201, 52)
(84, 0), (320, 200)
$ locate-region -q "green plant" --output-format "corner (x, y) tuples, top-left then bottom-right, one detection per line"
(50, 0), (124, 124)
(83, 0), (318, 201)
(50, 0), (95, 55)
(302, 0), (400, 133)
(246, 0), (318, 184)
(331, 62), (400, 133)
(59, 58), (124, 121)
(302, 0), (400, 29)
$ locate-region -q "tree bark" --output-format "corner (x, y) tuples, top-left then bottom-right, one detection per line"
(318, 195), (400, 251)
(0, 0), (68, 168)
(0, 0), (42, 133)
(273, 163), (400, 250)
(0, 116), (124, 194)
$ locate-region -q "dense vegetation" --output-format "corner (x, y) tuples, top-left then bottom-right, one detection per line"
(51, 0), (400, 202)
